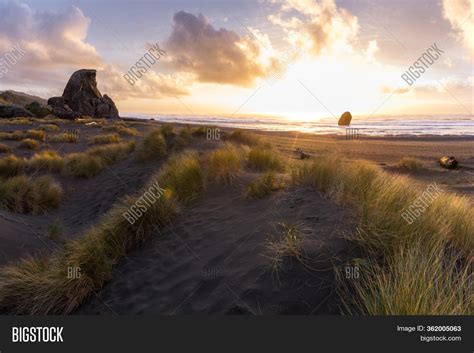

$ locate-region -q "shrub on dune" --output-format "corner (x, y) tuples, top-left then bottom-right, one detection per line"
(135, 129), (167, 162)
(28, 150), (65, 173)
(247, 148), (283, 172)
(89, 133), (120, 145)
(208, 144), (244, 184)
(0, 155), (26, 177)
(19, 138), (40, 150)
(0, 175), (62, 214)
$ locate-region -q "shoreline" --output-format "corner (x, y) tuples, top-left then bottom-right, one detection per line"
(122, 117), (474, 140)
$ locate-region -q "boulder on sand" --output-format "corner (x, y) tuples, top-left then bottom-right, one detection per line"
(439, 156), (458, 169)
(48, 69), (119, 120)
(338, 111), (352, 126)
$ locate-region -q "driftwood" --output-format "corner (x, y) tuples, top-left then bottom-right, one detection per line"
(295, 148), (312, 160)
(439, 156), (458, 169)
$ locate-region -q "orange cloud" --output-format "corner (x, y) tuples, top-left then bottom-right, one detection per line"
(165, 11), (273, 87)
(442, 0), (474, 54)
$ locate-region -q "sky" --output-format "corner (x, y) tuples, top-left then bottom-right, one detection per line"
(0, 0), (472, 120)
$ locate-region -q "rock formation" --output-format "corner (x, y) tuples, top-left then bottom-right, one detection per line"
(338, 111), (352, 126)
(48, 69), (119, 119)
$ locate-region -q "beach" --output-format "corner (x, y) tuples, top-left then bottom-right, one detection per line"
(0, 117), (472, 315)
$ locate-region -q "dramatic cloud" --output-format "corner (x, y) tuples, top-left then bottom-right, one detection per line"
(98, 65), (188, 101)
(442, 0), (474, 54)
(0, 1), (187, 101)
(0, 0), (102, 82)
(165, 11), (274, 87)
(268, 0), (359, 55)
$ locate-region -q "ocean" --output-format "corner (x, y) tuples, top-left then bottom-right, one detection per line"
(123, 114), (474, 136)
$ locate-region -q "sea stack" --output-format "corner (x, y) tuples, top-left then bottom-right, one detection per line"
(338, 111), (352, 126)
(48, 69), (119, 120)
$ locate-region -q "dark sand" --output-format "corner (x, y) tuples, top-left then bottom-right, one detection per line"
(79, 179), (355, 315)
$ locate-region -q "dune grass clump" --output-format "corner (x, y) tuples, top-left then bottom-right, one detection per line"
(292, 156), (473, 314)
(0, 175), (63, 214)
(208, 144), (244, 184)
(1, 118), (32, 125)
(102, 124), (138, 136)
(156, 151), (203, 203)
(0, 150), (205, 314)
(25, 129), (46, 141)
(343, 244), (472, 315)
(61, 142), (135, 178)
(65, 153), (104, 178)
(264, 222), (305, 274)
(19, 138), (40, 150)
(248, 148), (283, 172)
(38, 124), (60, 132)
(47, 219), (64, 244)
(160, 124), (174, 138)
(246, 172), (282, 199)
(89, 133), (120, 145)
(228, 129), (262, 147)
(395, 157), (425, 171)
(48, 132), (79, 143)
(28, 150), (65, 173)
(0, 130), (45, 141)
(87, 141), (135, 165)
(0, 143), (11, 154)
(0, 155), (26, 177)
(135, 129), (167, 162)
